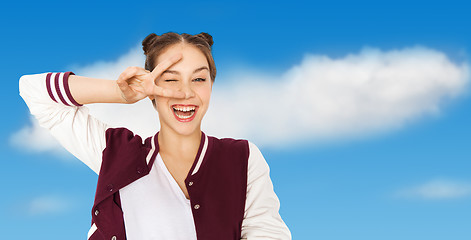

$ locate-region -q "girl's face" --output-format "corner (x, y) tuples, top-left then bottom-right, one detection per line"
(153, 43), (213, 136)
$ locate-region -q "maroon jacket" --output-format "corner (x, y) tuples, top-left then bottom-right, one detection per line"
(89, 128), (249, 240)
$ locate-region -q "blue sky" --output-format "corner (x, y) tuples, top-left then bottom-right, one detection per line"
(1, 0), (471, 239)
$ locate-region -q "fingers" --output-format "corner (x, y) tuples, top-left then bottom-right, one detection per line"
(146, 54), (185, 98)
(152, 85), (186, 99)
(117, 66), (145, 103)
(149, 53), (183, 80)
(118, 66), (142, 82)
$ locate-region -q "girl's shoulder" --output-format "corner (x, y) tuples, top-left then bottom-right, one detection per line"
(208, 135), (260, 151)
(206, 135), (263, 161)
(104, 127), (154, 153)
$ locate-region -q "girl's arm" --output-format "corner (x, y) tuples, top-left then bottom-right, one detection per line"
(240, 142), (292, 240)
(68, 53), (184, 105)
(18, 53), (184, 174)
(19, 72), (109, 174)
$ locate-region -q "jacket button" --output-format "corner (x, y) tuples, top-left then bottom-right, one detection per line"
(188, 181), (193, 186)
(94, 210), (99, 216)
(111, 236), (117, 240)
(194, 204), (200, 210)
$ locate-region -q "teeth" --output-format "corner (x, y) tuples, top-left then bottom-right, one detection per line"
(175, 111), (195, 119)
(173, 106), (196, 112)
(172, 105), (197, 120)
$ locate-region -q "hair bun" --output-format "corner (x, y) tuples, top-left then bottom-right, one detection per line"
(142, 33), (159, 55)
(197, 32), (213, 47)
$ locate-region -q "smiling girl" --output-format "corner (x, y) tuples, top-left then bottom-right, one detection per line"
(19, 32), (291, 240)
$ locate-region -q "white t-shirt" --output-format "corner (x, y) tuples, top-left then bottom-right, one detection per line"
(120, 153), (197, 240)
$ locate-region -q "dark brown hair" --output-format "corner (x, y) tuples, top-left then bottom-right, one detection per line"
(142, 32), (216, 82)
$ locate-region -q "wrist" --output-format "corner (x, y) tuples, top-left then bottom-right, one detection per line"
(114, 81), (129, 104)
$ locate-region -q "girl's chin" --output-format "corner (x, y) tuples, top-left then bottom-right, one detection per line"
(158, 110), (206, 136)
(161, 119), (202, 136)
(170, 126), (201, 137)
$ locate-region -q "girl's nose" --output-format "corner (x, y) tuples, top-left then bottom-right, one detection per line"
(180, 83), (195, 99)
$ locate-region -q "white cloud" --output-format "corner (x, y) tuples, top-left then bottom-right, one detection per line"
(69, 44), (146, 80)
(394, 179), (471, 200)
(204, 46), (469, 146)
(26, 194), (74, 216)
(12, 44), (470, 153)
(10, 116), (69, 155)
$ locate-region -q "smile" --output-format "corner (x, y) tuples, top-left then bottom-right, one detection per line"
(172, 104), (198, 122)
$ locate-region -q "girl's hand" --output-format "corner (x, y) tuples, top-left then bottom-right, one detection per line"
(116, 54), (185, 103)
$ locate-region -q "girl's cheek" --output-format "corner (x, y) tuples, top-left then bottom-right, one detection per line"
(167, 84), (181, 91)
(158, 81), (180, 90)
(194, 84), (211, 96)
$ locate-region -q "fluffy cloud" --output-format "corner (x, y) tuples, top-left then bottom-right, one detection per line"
(26, 194), (74, 216)
(204, 46), (469, 146)
(394, 179), (471, 200)
(10, 116), (69, 156)
(12, 44), (469, 152)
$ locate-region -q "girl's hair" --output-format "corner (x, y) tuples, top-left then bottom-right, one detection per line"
(142, 32), (216, 82)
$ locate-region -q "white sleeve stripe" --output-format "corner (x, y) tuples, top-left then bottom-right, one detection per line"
(53, 72), (71, 106)
(63, 71), (82, 106)
(146, 135), (156, 165)
(45, 71), (81, 106)
(48, 73), (61, 103)
(191, 134), (208, 175)
(57, 72), (74, 106)
(87, 223), (97, 239)
(45, 72), (57, 102)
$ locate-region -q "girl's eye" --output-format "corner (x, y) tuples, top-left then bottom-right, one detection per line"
(165, 79), (178, 82)
(193, 78), (206, 82)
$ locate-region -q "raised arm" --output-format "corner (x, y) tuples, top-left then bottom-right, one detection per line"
(19, 72), (110, 174)
(18, 53), (185, 174)
(68, 53), (185, 105)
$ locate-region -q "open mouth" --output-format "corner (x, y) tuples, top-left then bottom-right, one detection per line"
(172, 104), (198, 122)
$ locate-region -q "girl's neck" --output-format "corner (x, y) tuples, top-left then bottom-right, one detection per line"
(157, 127), (202, 163)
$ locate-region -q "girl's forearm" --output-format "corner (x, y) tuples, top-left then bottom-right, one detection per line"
(68, 75), (126, 105)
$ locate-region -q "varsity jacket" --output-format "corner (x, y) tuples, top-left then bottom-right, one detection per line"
(18, 72), (292, 240)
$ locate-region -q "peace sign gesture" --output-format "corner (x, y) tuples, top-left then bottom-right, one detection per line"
(116, 53), (185, 103)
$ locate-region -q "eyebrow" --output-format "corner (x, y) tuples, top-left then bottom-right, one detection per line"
(162, 66), (209, 75)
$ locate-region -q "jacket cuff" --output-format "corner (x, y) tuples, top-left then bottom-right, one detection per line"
(45, 71), (82, 106)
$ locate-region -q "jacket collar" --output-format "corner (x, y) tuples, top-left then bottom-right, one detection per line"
(147, 131), (208, 178)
